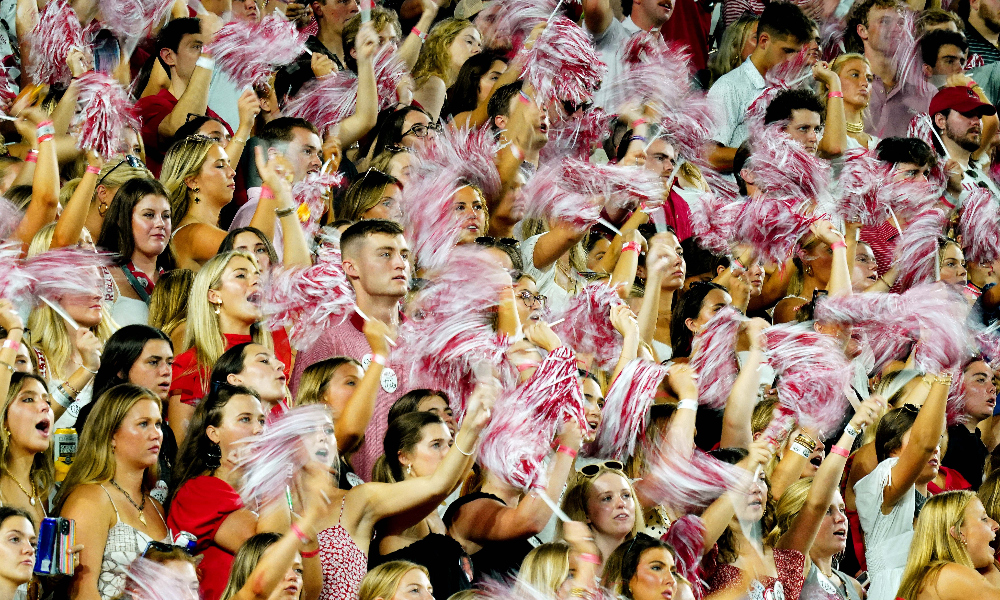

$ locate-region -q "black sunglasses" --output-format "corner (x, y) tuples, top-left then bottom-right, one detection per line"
(579, 461), (625, 476)
(97, 154), (143, 187)
(142, 540), (192, 557)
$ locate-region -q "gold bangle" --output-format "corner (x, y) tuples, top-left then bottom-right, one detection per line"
(794, 433), (817, 452)
(933, 373), (954, 386)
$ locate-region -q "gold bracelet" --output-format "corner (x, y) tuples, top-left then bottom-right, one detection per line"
(933, 373), (954, 386)
(0, 362), (13, 373)
(61, 381), (80, 396)
(794, 433), (817, 452)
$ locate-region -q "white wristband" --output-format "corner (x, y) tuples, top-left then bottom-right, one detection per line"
(372, 354), (387, 366)
(789, 442), (811, 459)
(195, 56), (215, 71)
(677, 398), (699, 412)
(845, 423), (862, 438)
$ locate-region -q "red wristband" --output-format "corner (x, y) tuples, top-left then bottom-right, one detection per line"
(830, 240), (847, 251)
(300, 547), (320, 558)
(86, 164), (101, 174)
(830, 445), (850, 458)
(24, 150), (38, 163)
(290, 522), (311, 545)
(621, 241), (642, 254)
(827, 91), (843, 99)
(631, 118), (646, 129)
(411, 26), (427, 40)
(578, 553), (602, 565)
(555, 444), (577, 458)
(260, 185), (275, 200)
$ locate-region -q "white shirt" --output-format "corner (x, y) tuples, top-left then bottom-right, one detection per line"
(707, 57), (767, 149)
(588, 16), (644, 109)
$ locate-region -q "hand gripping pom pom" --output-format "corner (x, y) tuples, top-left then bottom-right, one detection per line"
(24, 0), (90, 86)
(550, 282), (625, 371)
(689, 306), (745, 409)
(72, 72), (140, 159)
(205, 15), (307, 89)
(594, 358), (670, 460)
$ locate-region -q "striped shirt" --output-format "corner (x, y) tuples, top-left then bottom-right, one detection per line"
(964, 20), (1000, 65)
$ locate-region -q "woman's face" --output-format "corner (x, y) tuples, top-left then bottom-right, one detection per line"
(658, 233), (686, 292)
(514, 277), (544, 326)
(230, 344), (287, 404)
(362, 183), (403, 222)
(448, 27), (483, 74)
(163, 560), (200, 600)
(320, 362), (364, 419)
(939, 243), (968, 286)
(132, 194), (172, 259)
(120, 128), (144, 159)
(811, 490), (849, 558)
(685, 288), (732, 335)
(739, 22), (758, 60)
(302, 415), (338, 469)
(232, 231), (272, 273)
(266, 552), (303, 600)
(127, 339), (174, 401)
(851, 243), (879, 292)
(196, 121), (230, 146)
(581, 377), (604, 444)
(390, 568), (434, 600)
(400, 110), (434, 149)
(736, 467), (768, 522)
(453, 186), (486, 243)
(0, 516), (35, 586)
(401, 422), (452, 478)
(13, 343), (33, 374)
(805, 244), (834, 285)
(210, 256), (263, 326)
(387, 152), (412, 186)
(962, 497), (999, 569)
(587, 238), (611, 272)
(477, 60), (507, 105)
(208, 394), (265, 466)
(5, 378), (53, 455)
(837, 58), (874, 109)
(111, 398), (163, 471)
(628, 547), (677, 600)
(61, 285), (103, 329)
(896, 429), (942, 484)
(962, 360), (997, 422)
(416, 395), (456, 436)
(584, 472), (636, 539)
(188, 144), (236, 206)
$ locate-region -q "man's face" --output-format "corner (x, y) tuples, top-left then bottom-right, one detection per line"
(645, 138), (677, 180)
(783, 109), (823, 154)
(940, 109), (984, 152)
(759, 33), (804, 71)
(507, 90), (548, 150)
(861, 6), (905, 55)
(163, 32), (205, 82)
(929, 43), (967, 77)
(282, 127), (323, 183)
(314, 0), (360, 34)
(634, 0), (674, 27)
(892, 161), (930, 182)
(979, 0), (1000, 33)
(343, 233), (411, 298)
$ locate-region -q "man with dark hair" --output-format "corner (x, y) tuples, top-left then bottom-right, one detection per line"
(290, 218), (410, 481)
(763, 89), (827, 155)
(487, 82), (548, 164)
(921, 29), (969, 82)
(273, 0), (358, 99)
(706, 1), (814, 171)
(930, 85), (1000, 203)
(964, 0), (1000, 64)
(135, 17), (231, 176)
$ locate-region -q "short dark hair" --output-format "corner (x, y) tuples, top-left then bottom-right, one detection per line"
(758, 2), (813, 45)
(219, 227), (280, 269)
(362, 105), (432, 159)
(917, 8), (964, 37)
(681, 237), (730, 279)
(172, 115), (225, 144)
(258, 117), (320, 150)
(920, 29), (968, 67)
(875, 136), (937, 167)
(210, 342), (255, 386)
(155, 17), (202, 71)
(487, 81), (525, 131)
(613, 534), (677, 600)
(764, 88), (825, 125)
(844, 0), (903, 53)
(448, 52), (506, 116)
(96, 178), (172, 265)
(92, 325), (172, 402)
(340, 219), (405, 255)
(0, 506), (33, 531)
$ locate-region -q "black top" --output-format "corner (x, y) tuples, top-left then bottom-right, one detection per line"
(274, 36), (347, 101)
(370, 533), (473, 599)
(443, 491), (537, 582)
(942, 424), (989, 490)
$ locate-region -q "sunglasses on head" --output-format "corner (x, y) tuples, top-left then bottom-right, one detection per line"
(579, 461), (625, 476)
(142, 540), (193, 557)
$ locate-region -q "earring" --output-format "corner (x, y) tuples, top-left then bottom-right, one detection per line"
(193, 187), (201, 204)
(405, 464), (413, 477)
(805, 266), (813, 276)
(213, 302), (221, 315)
(205, 441), (222, 470)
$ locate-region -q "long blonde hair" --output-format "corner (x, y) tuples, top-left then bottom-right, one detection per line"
(52, 384), (161, 514)
(184, 252), (273, 392)
(518, 543), (571, 596)
(764, 477), (813, 547)
(148, 268), (195, 346)
(0, 373), (54, 502)
(358, 561), (429, 600)
(220, 532), (281, 600)
(160, 136), (218, 224)
(412, 18), (475, 86)
(897, 491), (977, 600)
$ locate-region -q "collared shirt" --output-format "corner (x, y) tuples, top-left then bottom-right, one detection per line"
(706, 57), (766, 148)
(588, 16), (643, 109)
(964, 20), (1000, 66)
(864, 75), (936, 139)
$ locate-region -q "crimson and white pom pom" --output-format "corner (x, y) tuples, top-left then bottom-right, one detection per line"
(400, 171), (467, 270)
(663, 515), (708, 599)
(748, 124), (832, 205)
(478, 346), (586, 490)
(745, 47), (812, 131)
(539, 107), (611, 163)
(415, 126), (502, 202)
(814, 293), (910, 371)
(516, 162), (601, 228)
(395, 246), (512, 420)
(958, 188), (1000, 264)
(475, 0), (559, 51)
(834, 149), (893, 226)
(24, 0), (90, 86)
(638, 438), (747, 514)
(688, 192), (742, 255)
(893, 208), (948, 291)
(904, 285), (974, 373)
(263, 241), (355, 350)
(205, 15), (307, 89)
(23, 247), (110, 302)
(520, 16), (606, 106)
(292, 172), (345, 238)
(71, 72), (139, 159)
(551, 282), (625, 371)
(730, 195), (819, 265)
(594, 359), (670, 461)
(765, 322), (853, 438)
(945, 366), (968, 427)
(0, 197), (21, 240)
(99, 0), (174, 52)
(560, 158), (665, 211)
(0, 243), (32, 302)
(689, 306), (745, 409)
(126, 557), (199, 600)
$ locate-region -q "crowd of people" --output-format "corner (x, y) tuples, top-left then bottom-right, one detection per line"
(0, 0), (999, 598)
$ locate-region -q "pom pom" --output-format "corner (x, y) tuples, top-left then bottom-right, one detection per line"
(475, 0), (560, 51)
(893, 208), (948, 291)
(637, 437), (747, 514)
(958, 187), (1000, 264)
(559, 158), (665, 211)
(833, 149), (894, 226)
(689, 305), (745, 409)
(125, 557), (200, 600)
(729, 195), (819, 265)
(594, 358), (670, 460)
(478, 346), (586, 490)
(945, 367), (968, 427)
(291, 171), (345, 238)
(687, 192), (742, 255)
(748, 124), (832, 206)
(515, 162), (601, 228)
(0, 197), (22, 240)
(764, 322), (853, 438)
(745, 47), (813, 131)
(663, 516), (708, 599)
(22, 247), (110, 303)
(395, 246), (512, 420)
(205, 15), (307, 89)
(71, 71), (140, 159)
(98, 0), (174, 55)
(904, 285), (973, 373)
(550, 282), (625, 371)
(0, 242), (33, 302)
(416, 126), (503, 202)
(24, 0), (90, 86)
(234, 405), (333, 505)
(263, 238), (356, 350)
(538, 106), (611, 163)
(520, 16), (606, 106)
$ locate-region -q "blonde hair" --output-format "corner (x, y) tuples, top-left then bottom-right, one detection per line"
(160, 136), (218, 224)
(412, 18), (476, 86)
(558, 467), (646, 539)
(294, 357), (360, 407)
(52, 384), (161, 514)
(764, 477), (813, 547)
(358, 561), (429, 600)
(897, 491), (977, 600)
(220, 532), (281, 600)
(979, 470), (1000, 525)
(149, 269), (195, 348)
(184, 252), (272, 393)
(708, 14), (759, 85)
(518, 543), (571, 596)
(819, 53), (871, 108)
(0, 374), (54, 503)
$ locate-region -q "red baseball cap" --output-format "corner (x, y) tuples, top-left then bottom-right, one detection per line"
(929, 86), (997, 118)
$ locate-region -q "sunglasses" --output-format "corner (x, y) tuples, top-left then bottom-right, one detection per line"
(142, 540), (192, 557)
(579, 461), (625, 476)
(97, 154), (144, 188)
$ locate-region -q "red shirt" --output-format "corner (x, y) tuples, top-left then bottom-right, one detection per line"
(927, 466), (972, 495)
(660, 0), (713, 72)
(167, 475), (243, 600)
(135, 88), (233, 177)
(170, 329), (292, 407)
(859, 220), (900, 279)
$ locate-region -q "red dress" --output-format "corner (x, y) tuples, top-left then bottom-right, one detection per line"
(167, 476), (244, 600)
(707, 548), (805, 600)
(170, 330), (292, 407)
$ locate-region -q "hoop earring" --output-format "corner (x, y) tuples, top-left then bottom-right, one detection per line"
(205, 442), (222, 470)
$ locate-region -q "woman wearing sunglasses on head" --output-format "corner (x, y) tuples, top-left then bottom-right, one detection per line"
(558, 462), (644, 566)
(337, 170), (404, 223)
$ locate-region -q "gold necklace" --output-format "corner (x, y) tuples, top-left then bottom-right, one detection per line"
(556, 261), (579, 294)
(846, 120), (865, 134)
(7, 474), (36, 506)
(110, 479), (148, 526)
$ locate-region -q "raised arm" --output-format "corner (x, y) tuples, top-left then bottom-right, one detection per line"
(718, 318), (768, 449)
(337, 23), (380, 148)
(883, 373), (949, 512)
(597, 210), (649, 274)
(225, 90), (261, 167)
(811, 221), (851, 297)
(52, 152), (103, 249)
(814, 63), (846, 158)
(608, 229), (642, 295)
(334, 319), (391, 452)
(664, 364), (699, 449)
(158, 30), (214, 139)
(609, 304), (640, 384)
(702, 438), (775, 552)
(582, 0), (615, 35)
(13, 112), (59, 250)
(252, 147), (311, 267)
(397, 0), (439, 70)
(532, 221), (589, 271)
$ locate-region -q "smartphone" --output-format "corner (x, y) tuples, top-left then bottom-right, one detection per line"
(33, 517), (74, 576)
